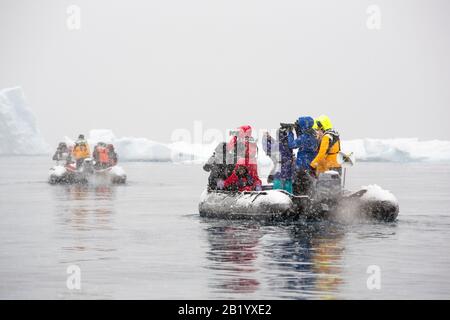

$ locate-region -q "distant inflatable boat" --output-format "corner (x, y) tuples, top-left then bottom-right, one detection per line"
(48, 158), (127, 184)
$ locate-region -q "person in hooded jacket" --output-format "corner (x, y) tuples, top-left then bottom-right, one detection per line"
(311, 115), (342, 174)
(288, 116), (318, 196)
(203, 142), (235, 190)
(92, 142), (110, 169)
(107, 144), (118, 167)
(223, 158), (262, 192)
(72, 134), (90, 169)
(262, 128), (294, 193)
(52, 142), (71, 163)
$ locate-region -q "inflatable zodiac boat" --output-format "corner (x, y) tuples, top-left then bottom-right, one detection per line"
(48, 158), (127, 184)
(199, 170), (399, 222)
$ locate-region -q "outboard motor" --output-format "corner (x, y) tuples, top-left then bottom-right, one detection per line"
(81, 158), (95, 174)
(314, 170), (342, 201)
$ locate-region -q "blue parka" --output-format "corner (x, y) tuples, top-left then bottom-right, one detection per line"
(288, 117), (318, 170)
(262, 130), (294, 180)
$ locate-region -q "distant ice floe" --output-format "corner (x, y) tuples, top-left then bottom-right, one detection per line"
(343, 138), (450, 162)
(2, 85), (447, 162)
(0, 87), (49, 155)
(61, 129), (450, 164)
(2, 86), (449, 162)
(76, 129), (215, 162)
(2, 86), (446, 163)
(86, 130), (275, 171)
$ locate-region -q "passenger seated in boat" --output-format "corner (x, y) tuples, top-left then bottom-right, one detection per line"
(262, 127), (294, 194)
(107, 144), (118, 166)
(92, 142), (111, 169)
(222, 159), (262, 192)
(203, 142), (235, 190)
(52, 142), (71, 163)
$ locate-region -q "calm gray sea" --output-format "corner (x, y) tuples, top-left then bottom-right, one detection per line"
(0, 156), (449, 299)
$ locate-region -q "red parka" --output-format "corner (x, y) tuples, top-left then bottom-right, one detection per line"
(223, 159), (262, 192)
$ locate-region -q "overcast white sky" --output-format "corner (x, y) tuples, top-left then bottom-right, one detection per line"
(1, 0), (449, 146)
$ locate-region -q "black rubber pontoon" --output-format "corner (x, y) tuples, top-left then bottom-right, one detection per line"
(199, 188), (399, 222)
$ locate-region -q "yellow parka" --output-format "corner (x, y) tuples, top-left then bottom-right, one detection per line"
(72, 142), (90, 160)
(310, 131), (341, 173)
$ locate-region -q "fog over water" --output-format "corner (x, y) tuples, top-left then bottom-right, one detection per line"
(1, 0), (450, 147)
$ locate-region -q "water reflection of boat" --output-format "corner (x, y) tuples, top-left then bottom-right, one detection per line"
(54, 184), (115, 230)
(203, 221), (262, 294)
(51, 184), (119, 298)
(284, 223), (345, 299)
(52, 184), (116, 253)
(201, 219), (346, 299)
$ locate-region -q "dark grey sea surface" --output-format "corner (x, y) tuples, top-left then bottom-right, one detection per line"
(1, 156), (449, 299)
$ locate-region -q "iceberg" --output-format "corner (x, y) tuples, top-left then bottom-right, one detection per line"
(0, 87), (49, 155)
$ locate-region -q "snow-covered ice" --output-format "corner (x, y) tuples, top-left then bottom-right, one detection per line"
(343, 138), (450, 162)
(84, 130), (450, 164)
(110, 165), (127, 178)
(48, 165), (66, 178)
(64, 130), (173, 162)
(2, 86), (448, 163)
(361, 184), (398, 205)
(75, 129), (246, 164)
(199, 189), (293, 215)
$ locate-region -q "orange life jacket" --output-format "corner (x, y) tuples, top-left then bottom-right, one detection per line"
(311, 130), (341, 173)
(73, 143), (90, 160)
(97, 146), (109, 164)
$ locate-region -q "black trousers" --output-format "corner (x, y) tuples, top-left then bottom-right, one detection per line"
(76, 159), (85, 169)
(293, 169), (315, 196)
